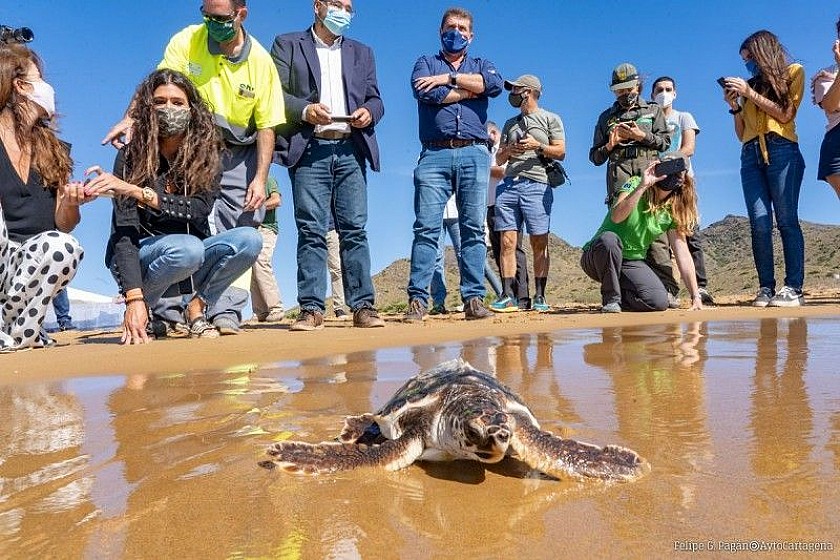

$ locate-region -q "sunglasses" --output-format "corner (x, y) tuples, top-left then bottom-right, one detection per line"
(200, 6), (237, 24)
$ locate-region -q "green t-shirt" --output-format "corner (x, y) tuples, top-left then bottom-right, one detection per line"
(583, 176), (674, 260)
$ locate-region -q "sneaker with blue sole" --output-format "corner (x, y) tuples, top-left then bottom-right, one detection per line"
(490, 296), (519, 313)
(532, 296), (551, 312)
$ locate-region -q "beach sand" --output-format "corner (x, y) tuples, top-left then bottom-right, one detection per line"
(6, 294), (840, 380)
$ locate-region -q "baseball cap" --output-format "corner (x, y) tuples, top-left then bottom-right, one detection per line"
(610, 63), (640, 91)
(504, 74), (542, 93)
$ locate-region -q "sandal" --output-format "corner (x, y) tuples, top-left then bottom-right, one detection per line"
(188, 316), (220, 339)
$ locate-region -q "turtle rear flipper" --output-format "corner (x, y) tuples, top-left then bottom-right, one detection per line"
(260, 434), (425, 475)
(511, 419), (648, 482)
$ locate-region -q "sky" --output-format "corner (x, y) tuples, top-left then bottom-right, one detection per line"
(3, 1), (840, 307)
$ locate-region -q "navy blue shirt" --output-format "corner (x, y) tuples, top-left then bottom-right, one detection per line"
(411, 51), (503, 143)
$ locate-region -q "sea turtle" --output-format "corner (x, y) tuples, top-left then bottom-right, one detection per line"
(259, 359), (648, 481)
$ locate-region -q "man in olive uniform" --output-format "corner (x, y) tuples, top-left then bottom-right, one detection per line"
(589, 63), (678, 305)
(589, 62), (670, 203)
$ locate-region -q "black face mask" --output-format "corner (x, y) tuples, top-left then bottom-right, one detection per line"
(617, 92), (639, 108)
(508, 91), (527, 108)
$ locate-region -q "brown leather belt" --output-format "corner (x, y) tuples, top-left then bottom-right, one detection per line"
(423, 138), (486, 149)
(314, 130), (351, 140)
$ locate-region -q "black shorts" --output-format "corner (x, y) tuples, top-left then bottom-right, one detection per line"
(817, 124), (840, 181)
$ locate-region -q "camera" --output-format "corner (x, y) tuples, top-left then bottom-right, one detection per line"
(654, 156), (687, 177)
(0, 25), (35, 45)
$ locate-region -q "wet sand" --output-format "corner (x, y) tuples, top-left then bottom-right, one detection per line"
(1, 299), (839, 559)
(5, 295), (840, 380)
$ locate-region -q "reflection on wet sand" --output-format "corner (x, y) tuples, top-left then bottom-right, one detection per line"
(0, 319), (837, 558)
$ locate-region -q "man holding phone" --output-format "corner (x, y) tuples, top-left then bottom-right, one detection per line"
(651, 75), (715, 306)
(589, 63), (670, 204)
(272, 0), (386, 330)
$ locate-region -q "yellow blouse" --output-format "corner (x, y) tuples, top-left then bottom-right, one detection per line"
(739, 63), (804, 164)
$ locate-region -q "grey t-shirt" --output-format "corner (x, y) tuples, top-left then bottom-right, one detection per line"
(501, 108), (565, 184)
(660, 108), (699, 177)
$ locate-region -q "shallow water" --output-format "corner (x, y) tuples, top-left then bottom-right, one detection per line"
(0, 318), (838, 559)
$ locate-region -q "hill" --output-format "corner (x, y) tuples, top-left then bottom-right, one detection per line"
(369, 216), (840, 310)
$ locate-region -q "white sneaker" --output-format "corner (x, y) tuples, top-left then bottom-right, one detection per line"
(752, 287), (773, 308)
(768, 286), (804, 307)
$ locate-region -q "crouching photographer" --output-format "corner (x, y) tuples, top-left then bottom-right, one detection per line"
(491, 74), (565, 313)
(580, 153), (703, 313)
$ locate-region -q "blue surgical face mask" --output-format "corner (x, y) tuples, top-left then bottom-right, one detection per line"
(323, 6), (352, 36)
(745, 59), (760, 77)
(440, 28), (469, 54)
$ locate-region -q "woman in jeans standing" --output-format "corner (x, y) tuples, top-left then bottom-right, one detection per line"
(723, 30), (806, 307)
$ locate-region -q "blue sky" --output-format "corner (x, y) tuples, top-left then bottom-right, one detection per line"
(4, 1), (840, 305)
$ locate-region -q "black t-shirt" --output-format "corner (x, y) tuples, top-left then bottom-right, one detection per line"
(0, 139), (57, 243)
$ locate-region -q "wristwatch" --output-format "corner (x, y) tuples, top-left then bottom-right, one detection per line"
(449, 72), (458, 87)
(141, 187), (155, 204)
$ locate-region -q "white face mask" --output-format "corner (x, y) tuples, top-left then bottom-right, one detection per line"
(654, 91), (675, 108)
(25, 79), (56, 118)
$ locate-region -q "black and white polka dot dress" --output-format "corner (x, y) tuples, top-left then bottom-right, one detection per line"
(0, 206), (83, 352)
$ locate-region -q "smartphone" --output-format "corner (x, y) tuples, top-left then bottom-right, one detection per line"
(330, 115), (356, 123)
(654, 157), (687, 177)
(716, 77), (727, 89)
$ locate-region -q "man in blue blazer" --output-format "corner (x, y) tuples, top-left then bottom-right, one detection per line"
(272, 0), (385, 331)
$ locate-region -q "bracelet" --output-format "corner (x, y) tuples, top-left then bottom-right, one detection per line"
(728, 106), (742, 115)
(124, 296), (145, 305)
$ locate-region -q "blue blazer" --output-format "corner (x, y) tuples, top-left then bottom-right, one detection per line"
(271, 29), (384, 172)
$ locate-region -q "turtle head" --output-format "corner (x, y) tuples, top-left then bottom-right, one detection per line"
(458, 408), (512, 463)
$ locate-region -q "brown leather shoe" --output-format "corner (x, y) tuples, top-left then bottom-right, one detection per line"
(464, 297), (492, 320)
(290, 310), (324, 331)
(353, 307), (385, 328)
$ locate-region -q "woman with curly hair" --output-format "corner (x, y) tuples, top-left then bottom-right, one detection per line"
(722, 30), (806, 308)
(0, 44), (87, 352)
(580, 154), (703, 313)
(85, 68), (261, 344)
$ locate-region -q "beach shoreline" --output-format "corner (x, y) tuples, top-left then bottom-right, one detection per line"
(4, 294), (840, 382)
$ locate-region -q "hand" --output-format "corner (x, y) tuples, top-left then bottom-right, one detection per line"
(349, 107), (372, 128)
(620, 121), (645, 142)
(102, 116), (134, 149)
(605, 126), (621, 151)
(690, 296), (703, 311)
(517, 133), (542, 152)
(59, 180), (96, 206)
(244, 178), (267, 212)
(724, 88), (740, 110)
(413, 74), (448, 93)
(303, 103), (333, 126)
(121, 301), (150, 345)
(82, 166), (135, 198)
(723, 77), (750, 96)
(265, 191), (281, 211)
(640, 160), (666, 188)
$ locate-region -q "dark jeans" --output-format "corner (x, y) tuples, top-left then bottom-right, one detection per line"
(290, 138), (375, 313)
(487, 206), (530, 305)
(52, 288), (72, 326)
(740, 136), (805, 291)
(581, 231), (669, 312)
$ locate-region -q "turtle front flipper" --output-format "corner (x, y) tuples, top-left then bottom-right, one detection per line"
(337, 413), (385, 445)
(510, 419), (648, 482)
(259, 432), (425, 475)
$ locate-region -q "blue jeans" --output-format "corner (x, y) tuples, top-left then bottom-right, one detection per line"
(740, 136), (805, 291)
(431, 217), (502, 305)
(409, 144), (490, 304)
(137, 228), (262, 311)
(52, 288), (72, 326)
(290, 138), (375, 313)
